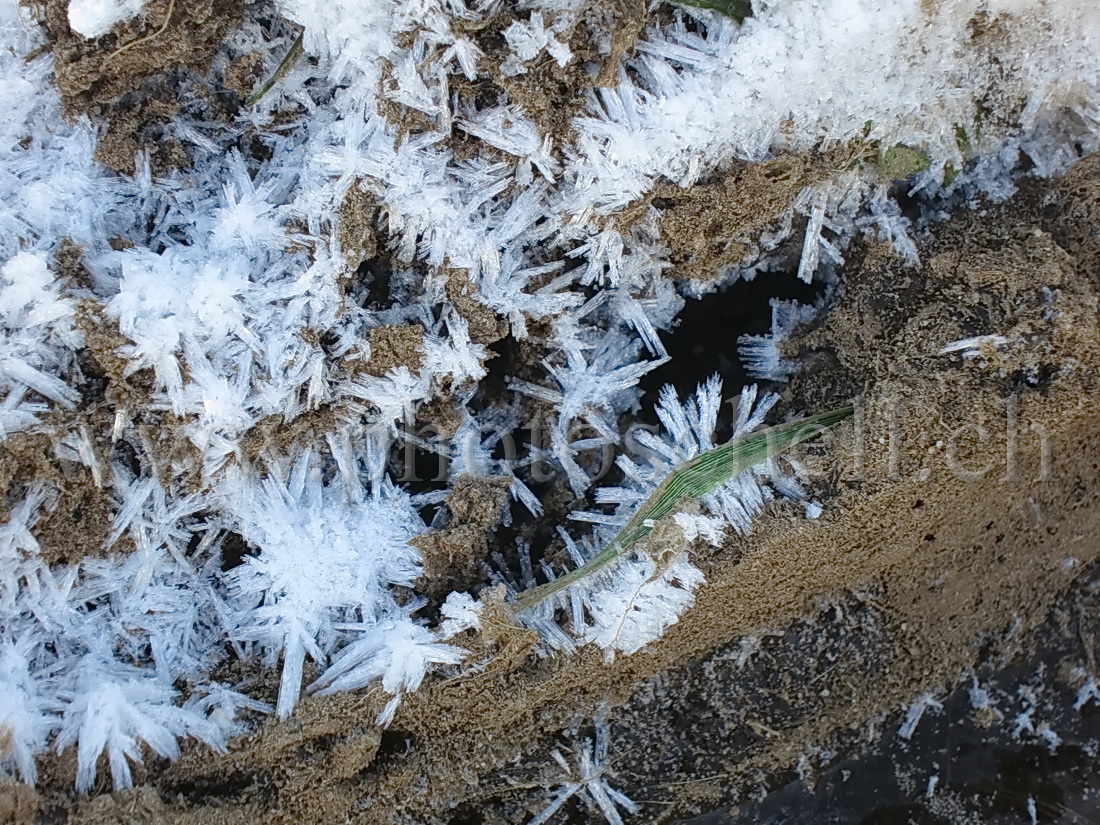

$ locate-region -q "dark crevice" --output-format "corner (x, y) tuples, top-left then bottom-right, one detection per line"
(887, 178), (925, 223)
(479, 332), (523, 404)
(160, 772), (268, 807)
(375, 729), (416, 764)
(219, 531), (253, 571)
(446, 805), (485, 825)
(639, 271), (824, 440)
(352, 255), (394, 311)
(390, 442), (450, 523)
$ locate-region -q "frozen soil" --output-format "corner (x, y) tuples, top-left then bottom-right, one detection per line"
(6, 143), (1099, 823)
(26, 0), (245, 174)
(703, 564), (1100, 824)
(6, 2), (1100, 822)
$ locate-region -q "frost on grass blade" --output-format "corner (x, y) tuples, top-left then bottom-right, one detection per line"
(515, 383), (851, 613)
(579, 553), (706, 657)
(513, 376), (850, 657)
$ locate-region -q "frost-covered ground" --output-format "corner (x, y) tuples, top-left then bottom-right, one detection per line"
(1, 0), (1099, 798)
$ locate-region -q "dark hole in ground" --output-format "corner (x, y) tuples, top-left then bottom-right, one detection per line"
(1005, 363), (1059, 396)
(111, 438), (143, 478)
(887, 178), (925, 224)
(219, 531), (253, 572)
(639, 271), (823, 441)
(375, 729), (416, 765)
(75, 348), (108, 410)
(446, 805), (485, 825)
(352, 255), (394, 312)
(390, 441), (449, 524)
(480, 332), (523, 404)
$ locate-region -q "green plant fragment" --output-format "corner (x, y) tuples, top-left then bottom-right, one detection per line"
(512, 404), (853, 612)
(876, 144), (931, 180)
(246, 31), (305, 107)
(672, 0), (753, 23)
(954, 123), (972, 157)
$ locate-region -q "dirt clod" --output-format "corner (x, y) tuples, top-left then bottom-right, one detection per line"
(444, 269), (509, 345)
(337, 180), (380, 271)
(1050, 151), (1100, 289)
(413, 474), (512, 598)
(27, 0), (244, 173)
(656, 154), (810, 281)
(0, 776), (40, 825)
(363, 324), (426, 377)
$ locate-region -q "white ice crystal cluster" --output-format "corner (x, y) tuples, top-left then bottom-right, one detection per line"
(1, 0), (1098, 795)
(220, 461), (436, 719)
(530, 706), (638, 825)
(0, 252), (81, 427)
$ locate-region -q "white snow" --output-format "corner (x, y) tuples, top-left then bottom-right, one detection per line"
(67, 0), (147, 39)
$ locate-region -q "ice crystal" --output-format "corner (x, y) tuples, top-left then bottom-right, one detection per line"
(221, 460), (426, 717)
(0, 252), (80, 419)
(898, 692), (944, 741)
(0, 640), (54, 785)
(739, 298), (821, 382)
(530, 707), (638, 825)
(518, 376), (812, 657)
(54, 651), (225, 793)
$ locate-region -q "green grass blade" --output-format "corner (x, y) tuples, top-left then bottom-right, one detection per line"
(512, 405), (852, 612)
(245, 32), (305, 107)
(673, 0), (753, 23)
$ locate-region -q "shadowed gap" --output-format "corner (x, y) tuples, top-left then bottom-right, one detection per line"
(639, 271), (824, 441)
